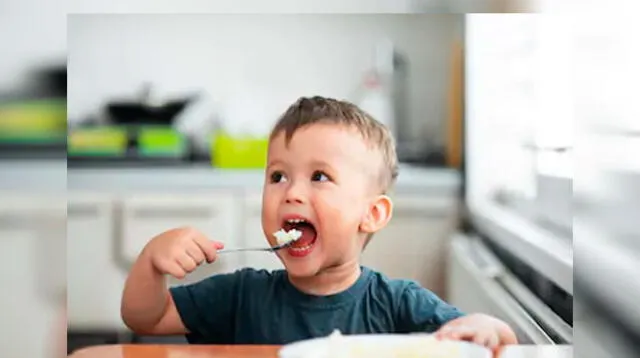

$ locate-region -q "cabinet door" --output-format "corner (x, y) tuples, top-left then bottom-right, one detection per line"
(360, 193), (459, 297)
(241, 192), (284, 271)
(67, 193), (127, 330)
(119, 192), (241, 286)
(0, 194), (64, 357)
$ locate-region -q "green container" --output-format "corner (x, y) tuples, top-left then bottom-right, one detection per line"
(137, 126), (186, 157)
(67, 127), (128, 156)
(212, 132), (268, 168)
(0, 99), (66, 143)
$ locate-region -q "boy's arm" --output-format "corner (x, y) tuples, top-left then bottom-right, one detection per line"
(120, 250), (188, 335)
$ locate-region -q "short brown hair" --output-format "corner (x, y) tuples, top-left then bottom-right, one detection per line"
(270, 96), (398, 193)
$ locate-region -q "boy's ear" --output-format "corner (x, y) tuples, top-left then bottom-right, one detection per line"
(360, 195), (393, 234)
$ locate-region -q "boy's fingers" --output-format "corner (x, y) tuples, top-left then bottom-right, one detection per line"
(185, 243), (205, 264)
(163, 260), (186, 279)
(486, 333), (500, 350)
(436, 325), (475, 341)
(193, 235), (223, 262)
(176, 253), (197, 272)
(435, 325), (454, 340)
(472, 331), (490, 346)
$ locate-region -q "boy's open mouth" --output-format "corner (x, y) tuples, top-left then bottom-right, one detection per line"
(282, 218), (318, 257)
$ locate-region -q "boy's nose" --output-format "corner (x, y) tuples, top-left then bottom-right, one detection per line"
(284, 182), (306, 204)
(285, 196), (304, 204)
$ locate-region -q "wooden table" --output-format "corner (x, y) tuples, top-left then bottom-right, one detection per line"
(68, 345), (280, 358)
(68, 344), (573, 358)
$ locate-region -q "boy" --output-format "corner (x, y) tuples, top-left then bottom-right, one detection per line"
(121, 96), (517, 351)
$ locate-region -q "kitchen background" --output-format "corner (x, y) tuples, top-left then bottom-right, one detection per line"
(66, 14), (463, 166)
(0, 4), (639, 358)
(64, 13), (466, 351)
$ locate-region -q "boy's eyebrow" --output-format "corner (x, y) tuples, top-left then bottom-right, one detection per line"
(308, 159), (335, 170)
(266, 159), (286, 170)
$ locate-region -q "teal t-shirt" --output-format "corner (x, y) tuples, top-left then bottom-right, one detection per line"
(169, 266), (465, 344)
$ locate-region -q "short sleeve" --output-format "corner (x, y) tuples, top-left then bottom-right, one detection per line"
(396, 282), (465, 333)
(169, 271), (239, 344)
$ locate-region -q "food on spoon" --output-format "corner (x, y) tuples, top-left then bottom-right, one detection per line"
(273, 228), (302, 246)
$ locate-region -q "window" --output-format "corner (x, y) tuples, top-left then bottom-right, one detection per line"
(465, 14), (572, 201)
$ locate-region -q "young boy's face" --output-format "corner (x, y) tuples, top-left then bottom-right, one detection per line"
(262, 123), (384, 278)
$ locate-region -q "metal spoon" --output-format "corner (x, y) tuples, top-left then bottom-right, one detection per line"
(217, 237), (301, 254)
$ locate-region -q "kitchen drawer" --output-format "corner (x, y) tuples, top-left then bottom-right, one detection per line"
(118, 192), (241, 285)
(67, 194), (126, 330)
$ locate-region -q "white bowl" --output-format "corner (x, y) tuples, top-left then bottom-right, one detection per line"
(278, 333), (491, 358)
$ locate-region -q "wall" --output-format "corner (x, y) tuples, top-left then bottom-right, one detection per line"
(68, 14), (460, 144)
(0, 1), (66, 91)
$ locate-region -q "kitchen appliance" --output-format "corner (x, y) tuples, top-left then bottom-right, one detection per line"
(448, 233), (571, 344)
(450, 15), (573, 346)
(353, 41), (444, 166)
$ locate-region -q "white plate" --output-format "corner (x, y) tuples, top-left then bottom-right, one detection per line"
(279, 333), (491, 358)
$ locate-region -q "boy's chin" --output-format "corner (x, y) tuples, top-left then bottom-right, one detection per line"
(281, 260), (321, 278)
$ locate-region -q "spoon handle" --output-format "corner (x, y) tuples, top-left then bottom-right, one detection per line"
(218, 247), (277, 254)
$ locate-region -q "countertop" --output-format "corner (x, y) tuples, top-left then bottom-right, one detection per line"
(67, 344), (573, 358)
(0, 159), (66, 192)
(67, 163), (460, 194)
(0, 159), (460, 195)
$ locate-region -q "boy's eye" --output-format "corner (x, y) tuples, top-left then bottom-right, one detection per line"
(270, 171), (287, 183)
(311, 171), (330, 182)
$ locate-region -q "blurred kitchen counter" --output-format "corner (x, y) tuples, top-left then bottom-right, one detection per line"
(0, 159), (66, 192)
(68, 164), (460, 194)
(1, 159), (460, 194)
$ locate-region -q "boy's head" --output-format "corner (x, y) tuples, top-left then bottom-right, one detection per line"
(261, 96), (398, 278)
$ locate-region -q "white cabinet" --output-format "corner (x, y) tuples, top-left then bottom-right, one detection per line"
(65, 184), (459, 330)
(361, 193), (459, 297)
(67, 194), (126, 330)
(241, 192), (284, 271)
(119, 192), (241, 286)
(0, 194), (64, 358)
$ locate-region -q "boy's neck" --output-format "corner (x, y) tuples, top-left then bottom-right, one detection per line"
(287, 261), (362, 296)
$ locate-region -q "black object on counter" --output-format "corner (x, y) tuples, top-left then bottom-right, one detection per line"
(106, 98), (192, 126)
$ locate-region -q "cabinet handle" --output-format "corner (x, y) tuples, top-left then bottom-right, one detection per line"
(0, 213), (31, 229)
(522, 144), (572, 153)
(497, 274), (573, 344)
(67, 204), (100, 218)
(112, 203), (134, 270)
(454, 234), (503, 279)
(130, 207), (215, 219)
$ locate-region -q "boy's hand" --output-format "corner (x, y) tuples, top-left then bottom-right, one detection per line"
(435, 313), (518, 352)
(143, 227), (224, 279)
